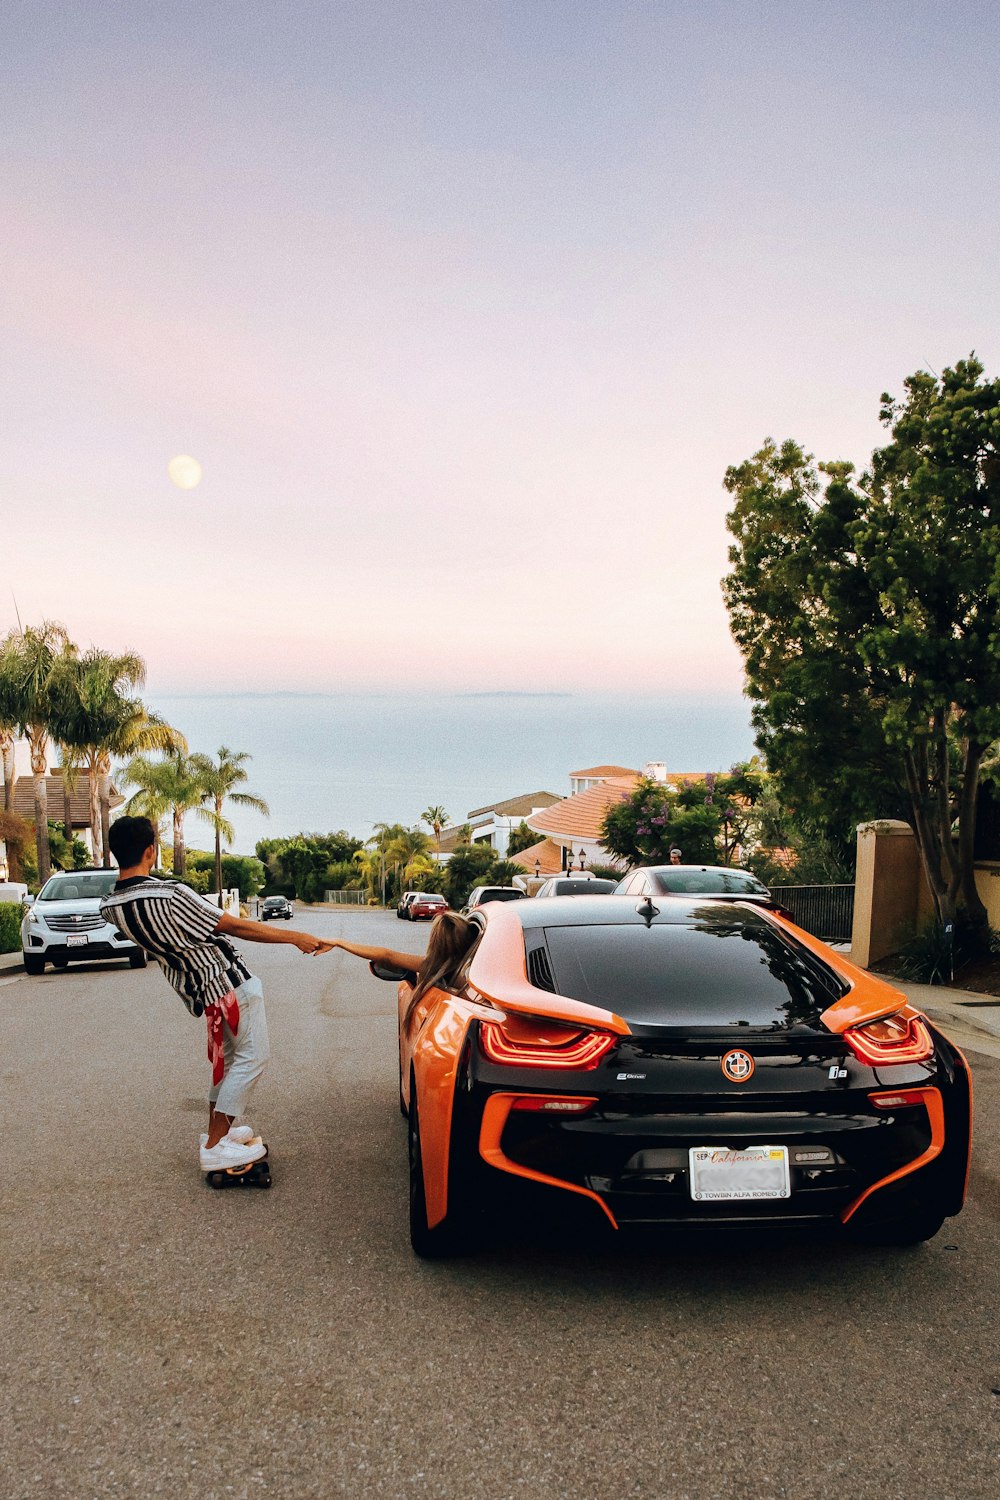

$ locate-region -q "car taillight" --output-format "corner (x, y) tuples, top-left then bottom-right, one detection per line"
(868, 1089), (928, 1110)
(510, 1096), (598, 1114)
(843, 1011), (934, 1066)
(479, 1019), (616, 1070)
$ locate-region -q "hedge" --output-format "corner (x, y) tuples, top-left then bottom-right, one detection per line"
(0, 902), (22, 955)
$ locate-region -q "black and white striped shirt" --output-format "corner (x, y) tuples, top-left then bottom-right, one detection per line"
(101, 877), (251, 1018)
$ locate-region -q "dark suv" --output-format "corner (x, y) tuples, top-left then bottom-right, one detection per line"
(261, 895), (294, 920)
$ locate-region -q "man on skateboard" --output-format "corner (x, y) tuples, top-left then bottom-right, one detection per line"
(100, 816), (333, 1175)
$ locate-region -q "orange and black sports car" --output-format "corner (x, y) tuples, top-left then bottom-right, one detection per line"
(373, 896), (972, 1257)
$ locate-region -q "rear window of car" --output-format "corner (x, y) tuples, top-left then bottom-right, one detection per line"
(651, 868), (769, 896)
(38, 872), (118, 901)
(478, 889), (526, 903)
(549, 880), (616, 896)
(542, 918), (843, 1029)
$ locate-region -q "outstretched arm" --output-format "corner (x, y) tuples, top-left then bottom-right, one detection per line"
(332, 937), (425, 971)
(216, 912), (334, 955)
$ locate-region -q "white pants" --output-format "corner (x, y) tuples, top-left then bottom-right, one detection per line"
(208, 975), (270, 1118)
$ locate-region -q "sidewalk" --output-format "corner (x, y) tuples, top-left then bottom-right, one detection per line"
(0, 950), (24, 974)
(894, 979), (1000, 1060)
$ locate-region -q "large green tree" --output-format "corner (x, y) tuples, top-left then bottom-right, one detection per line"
(724, 356), (1000, 939)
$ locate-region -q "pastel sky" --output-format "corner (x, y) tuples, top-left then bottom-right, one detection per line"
(3, 1), (999, 697)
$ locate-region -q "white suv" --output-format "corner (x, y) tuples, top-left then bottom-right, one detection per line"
(21, 869), (147, 976)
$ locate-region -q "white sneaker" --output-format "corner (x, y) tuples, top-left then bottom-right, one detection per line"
(200, 1136), (267, 1172)
(199, 1125), (257, 1148)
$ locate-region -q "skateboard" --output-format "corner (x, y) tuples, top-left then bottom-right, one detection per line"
(205, 1143), (271, 1190)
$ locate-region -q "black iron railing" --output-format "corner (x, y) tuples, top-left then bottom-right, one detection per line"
(769, 883), (855, 943)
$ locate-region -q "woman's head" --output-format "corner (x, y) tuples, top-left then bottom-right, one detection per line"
(409, 910), (480, 1007)
(425, 909), (480, 972)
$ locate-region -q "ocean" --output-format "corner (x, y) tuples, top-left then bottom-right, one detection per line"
(151, 691), (755, 854)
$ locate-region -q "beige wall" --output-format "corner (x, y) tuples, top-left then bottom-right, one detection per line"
(851, 821), (922, 967)
(852, 821), (1000, 967)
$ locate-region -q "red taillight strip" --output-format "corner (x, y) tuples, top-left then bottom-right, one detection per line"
(840, 1086), (945, 1224)
(510, 1096), (598, 1114)
(479, 1022), (616, 1070)
(479, 1093), (618, 1228)
(843, 1011), (934, 1067)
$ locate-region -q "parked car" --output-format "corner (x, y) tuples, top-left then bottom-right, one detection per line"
(376, 895), (972, 1256)
(406, 893), (448, 921)
(397, 891), (424, 920)
(613, 864), (790, 915)
(261, 895), (294, 921)
(463, 886), (528, 913)
(20, 869), (147, 975)
(534, 877), (618, 898)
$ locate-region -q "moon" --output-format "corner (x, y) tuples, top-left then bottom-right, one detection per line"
(168, 454), (203, 490)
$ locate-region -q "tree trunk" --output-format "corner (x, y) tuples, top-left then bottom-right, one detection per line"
(63, 771), (73, 847)
(214, 801), (223, 894)
(87, 753), (102, 864)
(1, 730), (14, 813)
(957, 738), (989, 950)
(902, 742), (952, 924)
(173, 805), (185, 877)
(98, 753), (113, 868)
(29, 727), (50, 885)
(0, 729), (13, 881)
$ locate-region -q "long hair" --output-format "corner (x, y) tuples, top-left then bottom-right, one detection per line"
(406, 910), (481, 1020)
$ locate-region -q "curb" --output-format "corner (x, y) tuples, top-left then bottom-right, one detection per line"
(0, 950), (24, 974)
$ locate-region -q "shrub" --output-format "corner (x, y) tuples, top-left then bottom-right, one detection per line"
(0, 902), (22, 954)
(894, 914), (990, 985)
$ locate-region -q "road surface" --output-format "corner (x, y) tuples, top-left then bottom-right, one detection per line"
(2, 907), (998, 1499)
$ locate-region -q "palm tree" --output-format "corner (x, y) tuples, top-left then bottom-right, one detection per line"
(352, 846), (382, 904)
(421, 805), (449, 855)
(0, 622), (72, 883)
(0, 706), (17, 879)
(49, 648), (184, 865)
(122, 749), (205, 875)
(192, 747), (269, 894)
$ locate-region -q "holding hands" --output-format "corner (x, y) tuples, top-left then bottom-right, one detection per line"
(293, 932), (336, 956)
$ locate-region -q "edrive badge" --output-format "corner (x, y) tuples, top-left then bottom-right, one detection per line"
(721, 1048), (754, 1083)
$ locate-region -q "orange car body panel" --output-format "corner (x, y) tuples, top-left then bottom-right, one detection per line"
(466, 902), (631, 1036)
(479, 1093), (619, 1228)
(765, 910), (914, 1033)
(399, 982), (495, 1228)
(839, 1086), (945, 1223)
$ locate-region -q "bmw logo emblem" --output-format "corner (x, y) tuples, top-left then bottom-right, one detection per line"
(721, 1048), (754, 1083)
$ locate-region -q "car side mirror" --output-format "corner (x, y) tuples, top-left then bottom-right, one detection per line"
(369, 960), (417, 983)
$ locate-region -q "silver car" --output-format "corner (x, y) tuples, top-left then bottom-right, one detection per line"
(21, 869), (147, 975)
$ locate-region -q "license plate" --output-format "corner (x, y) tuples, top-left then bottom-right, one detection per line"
(66, 935), (89, 947)
(689, 1145), (790, 1201)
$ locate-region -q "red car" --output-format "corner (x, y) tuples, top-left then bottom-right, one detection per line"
(407, 893), (448, 921)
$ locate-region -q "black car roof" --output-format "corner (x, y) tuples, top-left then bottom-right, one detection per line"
(506, 894), (773, 931)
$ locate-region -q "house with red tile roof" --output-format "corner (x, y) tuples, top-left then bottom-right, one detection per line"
(521, 763), (713, 872)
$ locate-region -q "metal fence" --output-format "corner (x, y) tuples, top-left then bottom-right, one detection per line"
(769, 883), (855, 943)
(324, 889), (368, 906)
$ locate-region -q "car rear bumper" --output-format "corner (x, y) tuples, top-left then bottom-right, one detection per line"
(461, 1084), (959, 1232)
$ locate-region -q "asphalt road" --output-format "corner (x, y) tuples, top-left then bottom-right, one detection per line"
(2, 907), (998, 1500)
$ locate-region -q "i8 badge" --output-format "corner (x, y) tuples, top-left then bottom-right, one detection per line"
(721, 1049), (754, 1083)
